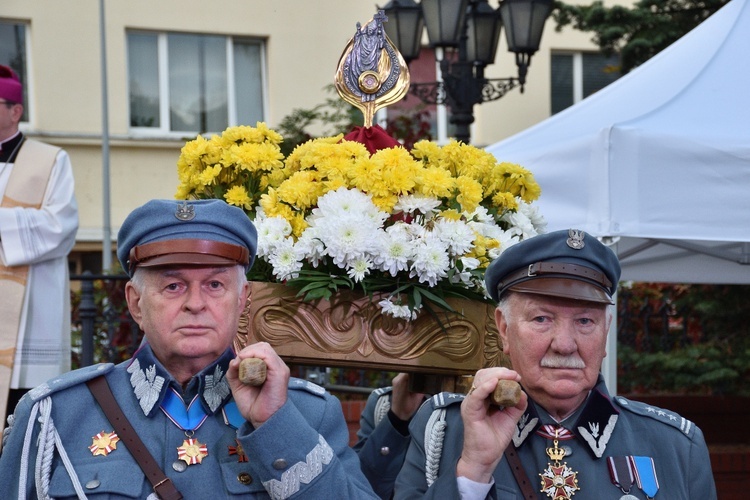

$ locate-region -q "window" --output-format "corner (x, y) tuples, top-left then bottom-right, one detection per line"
(551, 52), (620, 114)
(0, 20), (29, 122)
(127, 31), (265, 135)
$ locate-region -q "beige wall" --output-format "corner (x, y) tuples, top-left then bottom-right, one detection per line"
(1, 0), (624, 258)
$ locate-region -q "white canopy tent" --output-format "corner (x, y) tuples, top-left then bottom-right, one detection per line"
(486, 0), (750, 391)
(487, 0), (750, 283)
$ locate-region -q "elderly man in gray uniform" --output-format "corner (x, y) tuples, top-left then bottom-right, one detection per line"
(0, 199), (378, 499)
(394, 229), (717, 499)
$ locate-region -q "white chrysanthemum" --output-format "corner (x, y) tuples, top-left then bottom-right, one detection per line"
(319, 217), (379, 267)
(295, 226), (326, 267)
(502, 198), (541, 240)
(378, 298), (420, 320)
(432, 218), (475, 256)
(267, 237), (303, 280)
(518, 199), (547, 234)
(255, 214), (292, 257)
(374, 230), (412, 277)
(309, 189), (387, 268)
(409, 236), (450, 287)
(487, 230), (520, 260)
(465, 205), (494, 225)
(394, 194), (441, 216)
(347, 257), (372, 282)
(450, 256), (481, 286)
(468, 218), (502, 240)
(314, 187), (387, 225)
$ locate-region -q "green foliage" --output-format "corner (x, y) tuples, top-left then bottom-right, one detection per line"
(275, 85), (361, 156)
(618, 343), (750, 396)
(552, 0), (730, 73)
(617, 283), (750, 396)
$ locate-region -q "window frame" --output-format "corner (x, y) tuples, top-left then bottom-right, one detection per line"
(126, 30), (268, 138)
(551, 50), (620, 115)
(0, 19), (32, 127)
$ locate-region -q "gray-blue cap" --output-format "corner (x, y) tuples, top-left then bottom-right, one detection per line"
(117, 199), (257, 277)
(484, 229), (621, 304)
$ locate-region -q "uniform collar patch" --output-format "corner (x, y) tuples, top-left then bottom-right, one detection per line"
(127, 344), (234, 417)
(573, 387), (620, 458)
(516, 379), (620, 457)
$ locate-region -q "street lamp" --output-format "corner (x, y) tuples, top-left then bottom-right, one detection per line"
(380, 0), (553, 144)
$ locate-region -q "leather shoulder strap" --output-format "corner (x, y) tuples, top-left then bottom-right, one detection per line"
(504, 445), (537, 500)
(87, 376), (183, 500)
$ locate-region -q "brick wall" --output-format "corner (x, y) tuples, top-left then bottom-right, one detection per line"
(341, 399), (368, 446)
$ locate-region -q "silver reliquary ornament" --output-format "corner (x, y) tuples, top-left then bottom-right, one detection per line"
(334, 10), (410, 128)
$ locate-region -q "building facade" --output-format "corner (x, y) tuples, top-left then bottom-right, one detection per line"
(1, 0), (621, 272)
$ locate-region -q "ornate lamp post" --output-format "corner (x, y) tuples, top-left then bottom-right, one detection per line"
(380, 0), (553, 144)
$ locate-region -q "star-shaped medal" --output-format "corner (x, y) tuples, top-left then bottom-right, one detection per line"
(89, 430), (120, 456)
(177, 437), (208, 465)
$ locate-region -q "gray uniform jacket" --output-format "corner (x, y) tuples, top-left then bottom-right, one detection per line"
(0, 344), (377, 499)
(394, 376), (717, 499)
(353, 387), (413, 499)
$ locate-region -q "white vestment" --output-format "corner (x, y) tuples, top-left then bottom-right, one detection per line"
(0, 144), (78, 388)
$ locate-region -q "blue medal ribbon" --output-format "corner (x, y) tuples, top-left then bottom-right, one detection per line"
(631, 456), (659, 498)
(161, 388), (209, 431)
(222, 401), (245, 429)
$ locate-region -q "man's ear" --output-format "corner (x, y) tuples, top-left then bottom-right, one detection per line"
(125, 281), (143, 326)
(494, 306), (511, 354)
(238, 281), (250, 314)
(10, 103), (24, 122)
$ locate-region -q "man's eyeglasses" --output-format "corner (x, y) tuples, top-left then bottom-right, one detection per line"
(0, 100), (17, 107)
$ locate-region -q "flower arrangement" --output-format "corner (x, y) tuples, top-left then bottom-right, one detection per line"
(176, 123), (546, 320)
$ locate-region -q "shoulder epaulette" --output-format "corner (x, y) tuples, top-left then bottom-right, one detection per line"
(429, 391), (465, 409)
(26, 363), (115, 402)
(372, 386), (393, 398)
(288, 377), (326, 398)
(613, 396), (697, 437)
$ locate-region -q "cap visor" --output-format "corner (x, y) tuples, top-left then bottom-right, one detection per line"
(135, 253), (239, 268)
(509, 277), (613, 304)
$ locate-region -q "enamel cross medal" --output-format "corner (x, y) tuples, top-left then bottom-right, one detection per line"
(540, 429), (580, 500)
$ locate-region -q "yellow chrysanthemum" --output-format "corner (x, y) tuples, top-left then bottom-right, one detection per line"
(350, 157), (385, 195)
(371, 193), (398, 213)
(276, 171), (322, 209)
(440, 209), (462, 221)
(416, 166), (454, 199)
(289, 212), (308, 238)
(197, 164), (223, 187)
(491, 191), (518, 211)
(454, 176), (483, 214)
(224, 185), (252, 210)
(411, 140), (442, 164)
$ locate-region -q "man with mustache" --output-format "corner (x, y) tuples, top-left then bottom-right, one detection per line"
(394, 229), (716, 499)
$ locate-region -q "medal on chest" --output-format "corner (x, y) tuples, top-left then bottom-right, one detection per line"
(89, 430), (120, 456)
(162, 388), (210, 466)
(607, 455), (659, 499)
(177, 436), (209, 465)
(539, 426), (580, 500)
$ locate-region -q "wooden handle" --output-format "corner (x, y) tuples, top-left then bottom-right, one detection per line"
(238, 358), (267, 386)
(491, 379), (522, 407)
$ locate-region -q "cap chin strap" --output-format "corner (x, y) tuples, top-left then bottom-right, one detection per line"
(129, 239), (249, 273)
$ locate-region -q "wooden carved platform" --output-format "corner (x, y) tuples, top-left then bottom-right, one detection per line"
(234, 281), (509, 381)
